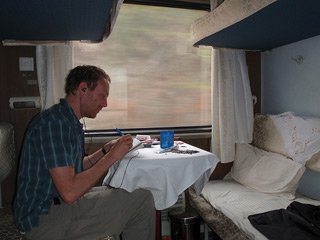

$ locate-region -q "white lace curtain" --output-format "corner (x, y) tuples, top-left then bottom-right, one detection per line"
(36, 43), (73, 110)
(211, 48), (253, 163)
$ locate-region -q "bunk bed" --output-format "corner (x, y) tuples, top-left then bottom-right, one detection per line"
(189, 113), (320, 239)
(188, 0), (320, 239)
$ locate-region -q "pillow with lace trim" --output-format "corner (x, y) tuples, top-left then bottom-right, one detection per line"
(252, 114), (288, 157)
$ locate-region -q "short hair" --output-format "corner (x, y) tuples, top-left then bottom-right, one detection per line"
(64, 65), (110, 95)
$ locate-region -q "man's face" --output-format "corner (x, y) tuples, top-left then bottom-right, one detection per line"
(80, 78), (109, 118)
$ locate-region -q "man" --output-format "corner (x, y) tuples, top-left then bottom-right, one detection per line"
(14, 65), (155, 240)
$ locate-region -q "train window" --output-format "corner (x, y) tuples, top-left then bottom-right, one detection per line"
(74, 4), (211, 130)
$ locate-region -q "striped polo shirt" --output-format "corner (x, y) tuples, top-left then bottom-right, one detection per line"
(14, 99), (84, 232)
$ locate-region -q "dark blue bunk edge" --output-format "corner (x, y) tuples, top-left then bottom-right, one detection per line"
(196, 0), (320, 51)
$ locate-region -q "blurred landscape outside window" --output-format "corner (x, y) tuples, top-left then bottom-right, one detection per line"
(74, 4), (211, 130)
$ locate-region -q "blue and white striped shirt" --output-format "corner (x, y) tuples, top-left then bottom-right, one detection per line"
(14, 99), (84, 232)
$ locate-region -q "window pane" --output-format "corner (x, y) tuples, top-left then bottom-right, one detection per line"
(74, 4), (211, 130)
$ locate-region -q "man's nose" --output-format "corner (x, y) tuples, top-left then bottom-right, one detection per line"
(102, 98), (108, 107)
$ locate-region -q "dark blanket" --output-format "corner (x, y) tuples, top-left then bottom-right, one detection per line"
(248, 201), (320, 240)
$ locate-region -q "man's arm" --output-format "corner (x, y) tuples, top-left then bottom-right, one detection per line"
(82, 139), (118, 170)
(49, 135), (133, 204)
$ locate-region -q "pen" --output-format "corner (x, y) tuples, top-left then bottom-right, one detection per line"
(116, 128), (124, 136)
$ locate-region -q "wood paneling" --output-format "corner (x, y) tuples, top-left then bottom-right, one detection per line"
(0, 44), (39, 205)
(246, 51), (261, 114)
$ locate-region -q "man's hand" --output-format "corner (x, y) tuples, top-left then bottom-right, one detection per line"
(103, 139), (117, 153)
(107, 135), (133, 163)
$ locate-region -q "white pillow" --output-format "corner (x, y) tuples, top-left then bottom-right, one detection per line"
(231, 144), (305, 198)
(252, 114), (288, 156)
(306, 151), (320, 172)
(269, 112), (320, 165)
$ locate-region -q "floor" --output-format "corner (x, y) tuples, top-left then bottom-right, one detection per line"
(160, 193), (221, 240)
(161, 212), (221, 240)
(161, 220), (221, 240)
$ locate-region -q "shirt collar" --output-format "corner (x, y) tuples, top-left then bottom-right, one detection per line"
(59, 99), (83, 129)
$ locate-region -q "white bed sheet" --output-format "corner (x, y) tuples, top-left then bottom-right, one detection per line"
(201, 179), (320, 240)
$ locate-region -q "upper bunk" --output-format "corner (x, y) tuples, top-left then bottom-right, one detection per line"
(191, 0), (320, 51)
(0, 0), (122, 44)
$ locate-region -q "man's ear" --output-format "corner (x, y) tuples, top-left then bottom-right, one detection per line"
(78, 82), (88, 94)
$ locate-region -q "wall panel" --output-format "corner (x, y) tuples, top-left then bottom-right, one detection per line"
(0, 44), (39, 205)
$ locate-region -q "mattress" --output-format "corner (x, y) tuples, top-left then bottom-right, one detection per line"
(201, 179), (320, 240)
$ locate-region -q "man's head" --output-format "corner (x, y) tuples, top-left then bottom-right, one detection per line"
(65, 65), (111, 119)
(65, 65), (110, 95)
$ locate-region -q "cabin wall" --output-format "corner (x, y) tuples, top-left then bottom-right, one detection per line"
(0, 44), (40, 205)
(261, 35), (320, 117)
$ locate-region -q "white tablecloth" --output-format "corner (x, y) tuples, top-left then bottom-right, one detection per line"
(103, 142), (219, 210)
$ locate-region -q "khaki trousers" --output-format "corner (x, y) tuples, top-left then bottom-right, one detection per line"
(26, 186), (155, 240)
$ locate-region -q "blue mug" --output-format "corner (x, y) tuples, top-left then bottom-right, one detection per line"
(160, 130), (174, 149)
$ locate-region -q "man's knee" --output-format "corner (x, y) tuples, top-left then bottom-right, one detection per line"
(137, 189), (155, 208)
